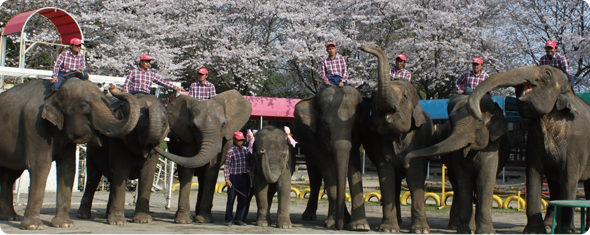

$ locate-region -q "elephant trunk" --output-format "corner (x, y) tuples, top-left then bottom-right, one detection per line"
(360, 45), (396, 112)
(154, 130), (221, 168)
(404, 129), (474, 168)
(468, 66), (534, 120)
(261, 153), (281, 184)
(92, 86), (140, 138)
(146, 104), (163, 144)
(334, 139), (351, 230)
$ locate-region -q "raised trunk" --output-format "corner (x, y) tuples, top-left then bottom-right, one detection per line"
(154, 130), (221, 168)
(360, 45), (397, 112)
(468, 66), (534, 120)
(93, 86), (140, 137)
(404, 130), (473, 168)
(146, 104), (163, 144)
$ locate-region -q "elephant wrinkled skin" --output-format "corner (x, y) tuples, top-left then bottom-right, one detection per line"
(77, 93), (170, 225)
(467, 65), (590, 234)
(154, 90), (251, 223)
(405, 94), (511, 234)
(0, 78), (139, 230)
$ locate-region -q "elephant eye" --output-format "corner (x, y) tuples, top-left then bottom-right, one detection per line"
(220, 122), (226, 129)
(81, 103), (91, 114)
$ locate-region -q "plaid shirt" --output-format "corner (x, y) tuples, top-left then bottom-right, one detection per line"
(188, 80), (216, 100)
(225, 145), (251, 182)
(539, 53), (570, 75)
(455, 70), (489, 93)
(390, 67), (411, 81)
(320, 55), (348, 82)
(122, 68), (178, 93)
(52, 50), (87, 78)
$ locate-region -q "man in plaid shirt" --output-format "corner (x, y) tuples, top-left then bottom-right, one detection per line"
(320, 42), (349, 91)
(50, 38), (88, 91)
(188, 68), (216, 100)
(455, 58), (489, 95)
(122, 55), (185, 95)
(224, 132), (252, 226)
(390, 54), (411, 82)
(540, 40), (574, 87)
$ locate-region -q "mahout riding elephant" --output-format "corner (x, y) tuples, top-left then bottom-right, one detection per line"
(467, 65), (590, 233)
(404, 94), (511, 233)
(77, 93), (169, 225)
(359, 45), (435, 233)
(0, 78), (140, 230)
(154, 90), (252, 223)
(292, 85), (371, 230)
(243, 126), (296, 228)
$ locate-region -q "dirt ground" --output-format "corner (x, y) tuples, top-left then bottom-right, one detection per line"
(0, 190), (571, 234)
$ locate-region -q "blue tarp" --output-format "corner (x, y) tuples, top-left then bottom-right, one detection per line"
(419, 96), (527, 123)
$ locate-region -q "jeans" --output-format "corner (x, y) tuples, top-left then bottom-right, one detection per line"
(321, 76), (349, 91)
(130, 91), (149, 95)
(225, 174), (250, 223)
(50, 71), (89, 91)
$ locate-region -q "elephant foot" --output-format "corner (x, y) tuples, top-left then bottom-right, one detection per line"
(378, 223), (400, 233)
(194, 213), (214, 223)
(77, 208), (92, 219)
(301, 210), (317, 221)
(20, 215), (44, 230)
(277, 216), (292, 229)
(457, 228), (475, 234)
(256, 219), (270, 227)
(174, 211), (193, 224)
(348, 219), (370, 231)
(324, 217), (336, 228)
(523, 223), (549, 234)
(475, 226), (496, 234)
(133, 212), (152, 223)
(410, 222), (431, 234)
(107, 214), (127, 225)
(51, 215), (74, 228)
(0, 210), (20, 220)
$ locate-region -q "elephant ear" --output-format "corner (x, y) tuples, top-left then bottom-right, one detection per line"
(167, 95), (195, 143)
(556, 93), (577, 114)
(412, 104), (426, 128)
(212, 90), (252, 140)
(42, 92), (64, 130)
(293, 97), (317, 133)
(487, 103), (508, 142)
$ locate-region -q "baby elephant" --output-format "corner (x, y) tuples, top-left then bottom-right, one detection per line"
(246, 126), (296, 228)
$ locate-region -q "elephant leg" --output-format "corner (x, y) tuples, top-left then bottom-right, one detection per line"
(194, 163), (220, 223)
(276, 170), (292, 229)
(267, 184), (277, 225)
(523, 153), (546, 233)
(406, 159), (431, 234)
(255, 178), (270, 227)
(556, 170), (582, 234)
(375, 162), (400, 233)
(0, 167), (23, 220)
(322, 163), (339, 229)
(51, 145), (77, 228)
(347, 150), (369, 231)
(106, 145), (130, 225)
(543, 179), (560, 228)
(474, 155), (497, 234)
(77, 152), (102, 219)
(453, 159), (475, 234)
(585, 180), (590, 232)
(302, 164), (321, 221)
(20, 159), (52, 230)
(133, 151), (158, 223)
(175, 166), (194, 224)
(395, 175), (402, 225)
(445, 161), (461, 229)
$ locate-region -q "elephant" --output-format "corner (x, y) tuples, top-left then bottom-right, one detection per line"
(153, 90), (252, 223)
(292, 85), (371, 230)
(467, 65), (590, 233)
(243, 126), (296, 228)
(404, 94), (511, 233)
(0, 78), (140, 230)
(77, 93), (170, 225)
(359, 45), (436, 233)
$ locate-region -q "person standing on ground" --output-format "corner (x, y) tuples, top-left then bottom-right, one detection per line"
(122, 55), (185, 95)
(455, 57), (489, 95)
(224, 132), (252, 226)
(320, 42), (349, 91)
(50, 38), (88, 91)
(188, 68), (216, 100)
(390, 54), (411, 82)
(539, 40), (574, 88)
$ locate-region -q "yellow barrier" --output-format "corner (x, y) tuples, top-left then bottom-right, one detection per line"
(424, 193), (441, 206)
(299, 188), (311, 199)
(217, 181), (227, 193)
(365, 192), (382, 202)
(318, 190), (327, 200)
(442, 192), (454, 206)
(291, 188), (300, 198)
(345, 193), (351, 202)
(172, 183), (199, 191)
(541, 199), (548, 212)
(503, 196), (526, 210)
(400, 191), (412, 205)
(492, 195), (503, 209)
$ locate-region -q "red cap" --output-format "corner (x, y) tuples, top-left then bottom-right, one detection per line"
(396, 54), (407, 61)
(471, 57), (483, 64)
(233, 132), (246, 140)
(326, 42), (336, 48)
(70, 38), (83, 45)
(198, 68), (209, 75)
(545, 40), (557, 48)
(140, 55), (154, 61)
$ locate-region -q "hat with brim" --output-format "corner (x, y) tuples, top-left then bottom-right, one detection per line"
(140, 54), (155, 61)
